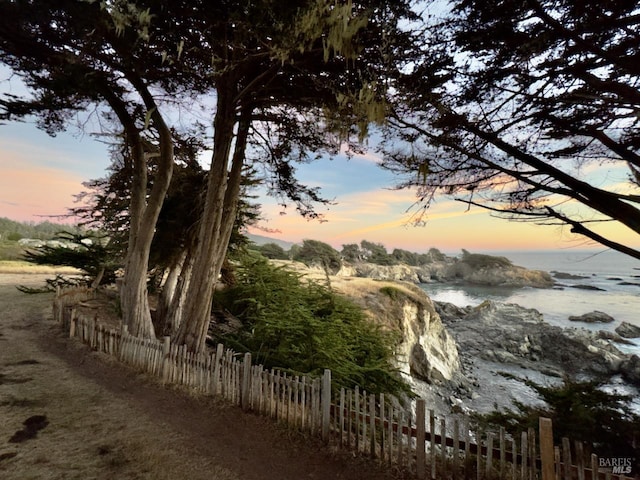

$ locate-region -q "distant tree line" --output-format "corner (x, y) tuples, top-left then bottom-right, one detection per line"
(252, 238), (449, 271)
(0, 217), (83, 242)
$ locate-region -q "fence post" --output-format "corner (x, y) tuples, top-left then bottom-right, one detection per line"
(321, 369), (331, 442)
(416, 399), (426, 480)
(540, 417), (555, 480)
(162, 336), (171, 383)
(241, 352), (252, 411)
(120, 324), (128, 361)
(69, 308), (77, 338)
(212, 343), (224, 396)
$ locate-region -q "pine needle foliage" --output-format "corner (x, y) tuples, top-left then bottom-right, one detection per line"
(474, 376), (639, 468)
(21, 231), (119, 288)
(212, 254), (410, 396)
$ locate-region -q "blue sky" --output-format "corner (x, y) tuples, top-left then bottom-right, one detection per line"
(1, 108), (637, 254)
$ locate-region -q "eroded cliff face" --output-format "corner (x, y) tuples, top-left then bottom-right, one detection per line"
(270, 260), (462, 384)
(329, 277), (461, 384)
(336, 261), (553, 288)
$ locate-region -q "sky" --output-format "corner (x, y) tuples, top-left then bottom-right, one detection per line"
(1, 115), (638, 255)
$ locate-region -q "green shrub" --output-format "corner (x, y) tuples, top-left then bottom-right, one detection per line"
(21, 232), (120, 287)
(6, 232), (23, 241)
(255, 242), (289, 260)
(212, 255), (409, 396)
(460, 249), (512, 268)
(474, 376), (639, 470)
(360, 240), (397, 265)
(379, 285), (405, 301)
(291, 239), (342, 274)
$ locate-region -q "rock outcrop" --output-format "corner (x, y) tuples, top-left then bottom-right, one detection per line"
(568, 311), (615, 323)
(329, 277), (461, 385)
(430, 263), (554, 288)
(346, 263), (421, 283)
(621, 355), (640, 384)
(435, 300), (630, 381)
(268, 260), (462, 386)
(338, 260), (554, 288)
(616, 322), (640, 338)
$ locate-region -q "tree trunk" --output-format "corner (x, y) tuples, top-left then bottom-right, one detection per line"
(173, 91), (249, 353)
(106, 80), (174, 339)
(166, 247), (194, 334)
(120, 148), (173, 338)
(156, 250), (186, 335)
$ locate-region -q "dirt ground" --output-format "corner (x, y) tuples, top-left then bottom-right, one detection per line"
(0, 274), (404, 480)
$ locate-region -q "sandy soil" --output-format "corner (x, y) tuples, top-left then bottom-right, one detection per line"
(0, 274), (403, 480)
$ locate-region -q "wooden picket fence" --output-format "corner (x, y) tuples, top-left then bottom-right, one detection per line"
(53, 289), (636, 480)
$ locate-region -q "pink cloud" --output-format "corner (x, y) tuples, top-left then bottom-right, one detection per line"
(0, 156), (85, 222)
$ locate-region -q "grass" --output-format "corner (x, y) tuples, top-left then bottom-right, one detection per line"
(0, 260), (81, 274)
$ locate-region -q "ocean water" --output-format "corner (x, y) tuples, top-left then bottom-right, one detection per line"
(420, 249), (640, 356)
(417, 249), (640, 413)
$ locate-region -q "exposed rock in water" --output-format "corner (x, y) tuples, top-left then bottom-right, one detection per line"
(598, 330), (635, 345)
(422, 262), (554, 288)
(621, 355), (640, 384)
(570, 285), (606, 291)
(552, 271), (590, 280)
(615, 322), (640, 339)
(568, 311), (615, 323)
(435, 300), (629, 381)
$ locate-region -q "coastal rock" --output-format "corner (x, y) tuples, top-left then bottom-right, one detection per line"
(329, 277), (461, 384)
(568, 311), (615, 323)
(338, 254), (554, 289)
(598, 330), (635, 345)
(266, 261), (462, 385)
(456, 265), (553, 288)
(621, 355), (640, 386)
(570, 285), (605, 291)
(350, 263), (420, 283)
(615, 322), (640, 339)
(552, 271), (590, 280)
(435, 300), (627, 379)
(426, 262), (554, 288)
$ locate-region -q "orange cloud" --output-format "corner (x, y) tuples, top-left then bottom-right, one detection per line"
(0, 155), (85, 222)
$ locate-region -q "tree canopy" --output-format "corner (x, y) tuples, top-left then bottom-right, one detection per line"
(383, 0), (640, 259)
(0, 0), (418, 352)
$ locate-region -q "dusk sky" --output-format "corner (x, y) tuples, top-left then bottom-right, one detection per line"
(2, 114), (637, 254)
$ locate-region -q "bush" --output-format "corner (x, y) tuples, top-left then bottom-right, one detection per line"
(21, 231), (120, 287)
(6, 232), (23, 241)
(474, 376), (640, 470)
(427, 248), (446, 262)
(255, 242), (289, 260)
(212, 255), (410, 396)
(460, 249), (512, 268)
(291, 239), (342, 274)
(360, 240), (397, 265)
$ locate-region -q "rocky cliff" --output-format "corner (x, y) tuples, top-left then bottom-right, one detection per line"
(337, 260), (553, 288)
(435, 299), (637, 383)
(326, 276), (461, 385)
(273, 260), (462, 385)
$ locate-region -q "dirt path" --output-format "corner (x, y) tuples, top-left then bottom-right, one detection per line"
(0, 275), (403, 480)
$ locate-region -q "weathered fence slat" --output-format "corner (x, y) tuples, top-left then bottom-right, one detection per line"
(59, 289), (630, 480)
(416, 399), (426, 479)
